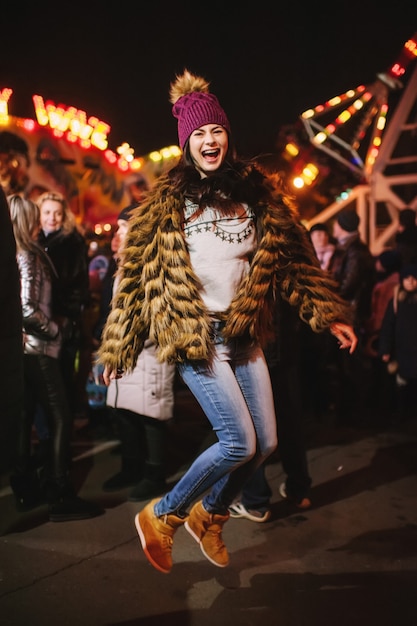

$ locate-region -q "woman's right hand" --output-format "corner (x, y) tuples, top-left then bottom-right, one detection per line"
(103, 365), (124, 386)
(329, 322), (358, 354)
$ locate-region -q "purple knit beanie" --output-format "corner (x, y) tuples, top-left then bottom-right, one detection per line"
(170, 70), (231, 149)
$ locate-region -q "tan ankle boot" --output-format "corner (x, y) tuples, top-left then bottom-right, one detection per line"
(135, 498), (186, 573)
(185, 500), (230, 567)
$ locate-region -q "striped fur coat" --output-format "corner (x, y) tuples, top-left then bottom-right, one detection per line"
(98, 168), (352, 373)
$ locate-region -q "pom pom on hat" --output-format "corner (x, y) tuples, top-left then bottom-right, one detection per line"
(170, 69), (231, 149)
(336, 209), (360, 233)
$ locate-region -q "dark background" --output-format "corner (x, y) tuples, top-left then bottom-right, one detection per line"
(2, 2), (416, 157)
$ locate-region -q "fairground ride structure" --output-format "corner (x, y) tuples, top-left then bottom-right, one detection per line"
(0, 90), (181, 231)
(295, 30), (417, 254)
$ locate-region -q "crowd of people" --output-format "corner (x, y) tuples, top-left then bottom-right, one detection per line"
(306, 210), (417, 425)
(1, 69), (416, 574)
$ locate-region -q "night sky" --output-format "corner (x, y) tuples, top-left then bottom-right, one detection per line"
(2, 2), (417, 158)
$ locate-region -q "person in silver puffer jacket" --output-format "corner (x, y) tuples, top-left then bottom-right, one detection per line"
(8, 194), (103, 522)
(19, 234), (61, 359)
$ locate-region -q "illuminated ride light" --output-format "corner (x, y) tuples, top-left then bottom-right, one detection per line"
(291, 161), (320, 190)
(0, 87), (13, 124)
(299, 31), (417, 181)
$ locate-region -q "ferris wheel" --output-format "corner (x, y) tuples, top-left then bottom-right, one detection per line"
(300, 31), (417, 182)
(296, 30), (417, 255)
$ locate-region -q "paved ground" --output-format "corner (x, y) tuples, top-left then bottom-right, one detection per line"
(1, 388), (417, 626)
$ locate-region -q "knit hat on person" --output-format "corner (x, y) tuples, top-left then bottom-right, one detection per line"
(400, 263), (417, 280)
(336, 209), (360, 233)
(309, 223), (329, 234)
(117, 203), (138, 222)
(378, 249), (401, 274)
(169, 69), (231, 149)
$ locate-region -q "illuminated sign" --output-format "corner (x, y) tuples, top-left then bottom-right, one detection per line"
(1, 87), (111, 151)
(32, 95), (110, 150)
(0, 88), (13, 122)
(0, 87), (181, 173)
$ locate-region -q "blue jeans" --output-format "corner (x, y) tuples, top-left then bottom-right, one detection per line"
(154, 334), (277, 516)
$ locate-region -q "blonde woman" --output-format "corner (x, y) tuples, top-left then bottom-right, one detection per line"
(37, 191), (90, 416)
(9, 194), (103, 522)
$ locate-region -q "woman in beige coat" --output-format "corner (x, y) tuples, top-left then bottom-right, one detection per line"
(102, 205), (176, 501)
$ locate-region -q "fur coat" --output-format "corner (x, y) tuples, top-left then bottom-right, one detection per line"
(98, 168), (352, 373)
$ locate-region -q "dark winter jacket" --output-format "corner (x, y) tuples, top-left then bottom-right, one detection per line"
(38, 227), (89, 321)
(0, 188), (23, 474)
(329, 233), (376, 328)
(379, 287), (417, 380)
(395, 226), (417, 268)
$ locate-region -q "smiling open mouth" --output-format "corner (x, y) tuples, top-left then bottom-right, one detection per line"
(202, 149), (220, 158)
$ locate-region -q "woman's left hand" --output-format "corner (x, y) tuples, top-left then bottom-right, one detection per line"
(330, 322), (358, 354)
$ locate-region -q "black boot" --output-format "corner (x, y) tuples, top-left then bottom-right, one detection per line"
(31, 438), (51, 469)
(102, 457), (143, 492)
(128, 462), (166, 502)
(9, 470), (43, 512)
(47, 481), (104, 522)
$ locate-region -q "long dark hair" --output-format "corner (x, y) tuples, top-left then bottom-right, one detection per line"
(167, 139), (271, 215)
